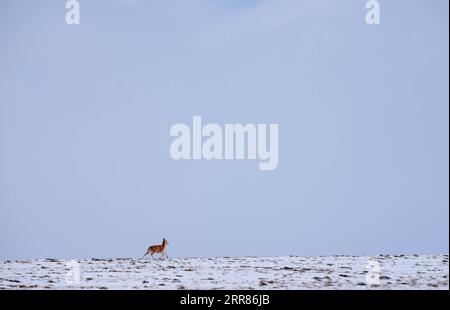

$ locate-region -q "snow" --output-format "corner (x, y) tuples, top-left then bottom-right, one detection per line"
(0, 255), (448, 289)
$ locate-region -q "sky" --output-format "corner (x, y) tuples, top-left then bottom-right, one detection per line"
(0, 0), (448, 259)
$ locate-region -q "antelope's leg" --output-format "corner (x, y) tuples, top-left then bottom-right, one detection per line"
(141, 250), (149, 259)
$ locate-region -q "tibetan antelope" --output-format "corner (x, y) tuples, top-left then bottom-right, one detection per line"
(142, 238), (169, 259)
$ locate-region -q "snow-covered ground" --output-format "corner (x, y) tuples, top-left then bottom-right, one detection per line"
(0, 255), (448, 289)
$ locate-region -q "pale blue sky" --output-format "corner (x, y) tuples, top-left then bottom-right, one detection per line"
(0, 0), (448, 259)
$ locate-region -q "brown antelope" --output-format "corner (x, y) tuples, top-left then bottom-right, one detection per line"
(142, 238), (169, 259)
